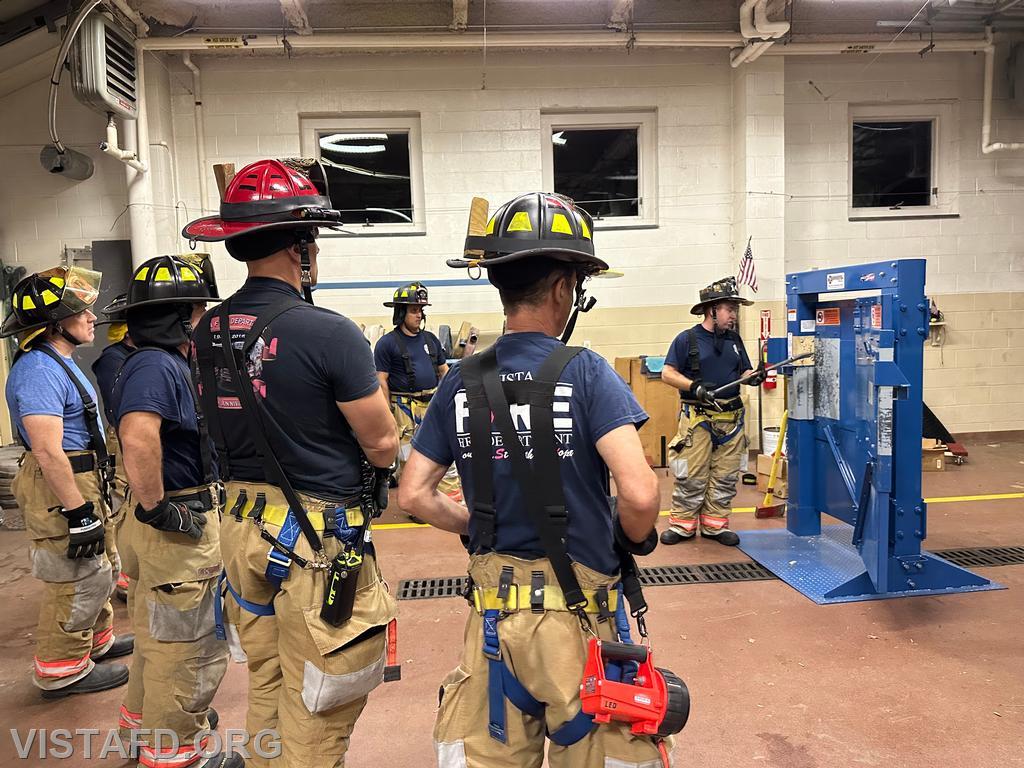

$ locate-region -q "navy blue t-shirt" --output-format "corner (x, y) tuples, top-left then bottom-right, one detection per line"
(413, 332), (648, 576)
(196, 277), (379, 500)
(92, 340), (134, 426)
(111, 348), (208, 492)
(374, 329), (445, 393)
(665, 324), (752, 400)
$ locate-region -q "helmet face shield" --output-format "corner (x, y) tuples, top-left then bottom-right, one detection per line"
(42, 266), (101, 315)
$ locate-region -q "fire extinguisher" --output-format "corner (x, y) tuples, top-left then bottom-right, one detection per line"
(763, 368), (778, 390)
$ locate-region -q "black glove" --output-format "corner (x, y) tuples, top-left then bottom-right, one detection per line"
(57, 502), (106, 559)
(689, 382), (719, 410)
(746, 362), (768, 387)
(612, 508), (658, 556)
(136, 498), (207, 540)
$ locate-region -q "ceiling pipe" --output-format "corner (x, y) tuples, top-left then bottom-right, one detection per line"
(762, 37), (988, 55)
(138, 30), (744, 52)
(754, 0), (791, 39)
(182, 53), (210, 212)
(982, 27), (1024, 153)
(732, 0), (790, 67)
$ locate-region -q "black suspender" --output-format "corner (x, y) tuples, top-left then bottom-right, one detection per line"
(391, 329), (416, 379)
(686, 329), (701, 381)
(209, 297), (326, 560)
(33, 344), (115, 505)
(461, 343), (587, 610)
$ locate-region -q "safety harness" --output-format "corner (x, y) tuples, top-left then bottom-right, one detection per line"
(32, 345), (115, 507)
(460, 343), (651, 747)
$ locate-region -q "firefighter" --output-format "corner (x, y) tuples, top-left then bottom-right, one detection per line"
(184, 159), (399, 768)
(375, 282), (462, 508)
(109, 255), (236, 768)
(2, 265), (133, 698)
(400, 193), (668, 766)
(92, 293), (133, 601)
(659, 277), (765, 546)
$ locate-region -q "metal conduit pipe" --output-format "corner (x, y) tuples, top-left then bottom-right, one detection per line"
(182, 53), (210, 212)
(982, 27), (1024, 153)
(125, 48), (158, 266)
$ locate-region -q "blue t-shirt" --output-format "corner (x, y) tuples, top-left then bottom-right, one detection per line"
(374, 329), (446, 393)
(111, 348), (207, 492)
(412, 332), (648, 576)
(92, 340), (134, 427)
(665, 324), (752, 400)
(6, 344), (102, 451)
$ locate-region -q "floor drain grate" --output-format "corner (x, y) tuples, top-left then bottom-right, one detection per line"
(396, 546), (1023, 600)
(933, 546), (1024, 569)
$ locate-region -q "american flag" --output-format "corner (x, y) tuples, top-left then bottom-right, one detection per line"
(737, 237), (758, 293)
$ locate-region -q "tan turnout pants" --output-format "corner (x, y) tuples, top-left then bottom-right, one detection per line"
(392, 392), (463, 502)
(117, 484), (228, 768)
(106, 427), (131, 593)
(667, 406), (745, 537)
(217, 481), (398, 768)
(13, 451), (116, 690)
(434, 553), (671, 768)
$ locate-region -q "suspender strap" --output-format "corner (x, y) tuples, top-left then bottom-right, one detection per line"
(117, 347), (217, 487)
(463, 343), (587, 610)
(192, 315), (232, 479)
(461, 354), (497, 549)
(687, 329), (701, 381)
(391, 329), (416, 379)
(35, 345), (110, 464)
(214, 298), (325, 558)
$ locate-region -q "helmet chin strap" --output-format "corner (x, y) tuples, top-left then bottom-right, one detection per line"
(297, 235), (314, 305)
(560, 275), (597, 344)
(55, 323), (83, 347)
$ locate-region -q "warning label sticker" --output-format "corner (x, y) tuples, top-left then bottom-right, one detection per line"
(871, 304), (882, 329)
(815, 308), (840, 326)
(800, 319), (816, 333)
(787, 309), (797, 323)
(826, 272), (846, 291)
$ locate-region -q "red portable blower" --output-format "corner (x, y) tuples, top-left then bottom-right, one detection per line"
(579, 638), (690, 738)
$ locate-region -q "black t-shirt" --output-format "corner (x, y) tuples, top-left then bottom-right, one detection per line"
(665, 323), (751, 400)
(374, 329), (446, 393)
(194, 277), (379, 500)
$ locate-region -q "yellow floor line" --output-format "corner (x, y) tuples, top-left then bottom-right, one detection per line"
(374, 491), (1024, 530)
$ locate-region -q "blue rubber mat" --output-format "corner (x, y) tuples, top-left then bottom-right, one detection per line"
(738, 525), (1005, 604)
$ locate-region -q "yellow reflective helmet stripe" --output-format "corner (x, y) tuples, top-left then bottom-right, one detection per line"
(40, 289), (59, 305)
(49, 276), (66, 289)
(550, 212), (573, 235)
(135, 266), (150, 281)
(507, 211), (533, 232)
(154, 267), (172, 282)
(181, 266), (198, 281)
(579, 216), (592, 240)
(21, 295), (36, 310)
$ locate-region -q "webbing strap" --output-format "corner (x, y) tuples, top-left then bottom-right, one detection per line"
(214, 298), (324, 557)
(192, 312), (232, 479)
(466, 344), (587, 609)
(391, 329), (416, 379)
(215, 570), (276, 641)
(461, 353), (496, 549)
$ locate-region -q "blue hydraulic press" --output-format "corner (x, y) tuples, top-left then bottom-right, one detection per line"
(739, 259), (1003, 603)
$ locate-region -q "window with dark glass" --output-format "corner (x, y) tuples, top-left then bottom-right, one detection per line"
(852, 121), (933, 209)
(317, 131), (413, 224)
(551, 128), (639, 219)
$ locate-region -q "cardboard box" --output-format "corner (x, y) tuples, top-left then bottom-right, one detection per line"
(756, 453), (787, 480)
(922, 438), (946, 472)
(756, 472), (788, 498)
(615, 356), (680, 467)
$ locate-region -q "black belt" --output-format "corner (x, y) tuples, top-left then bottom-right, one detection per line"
(392, 392), (433, 403)
(680, 396), (743, 413)
(168, 487), (216, 510)
(67, 453), (96, 474)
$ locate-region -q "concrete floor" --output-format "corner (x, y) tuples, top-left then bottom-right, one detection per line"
(1, 438), (1022, 767)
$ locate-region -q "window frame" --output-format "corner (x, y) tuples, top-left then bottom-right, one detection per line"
(300, 114), (426, 236)
(847, 103), (958, 221)
(540, 110), (658, 230)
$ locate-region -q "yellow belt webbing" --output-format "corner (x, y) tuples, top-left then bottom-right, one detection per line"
(472, 584), (619, 614)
